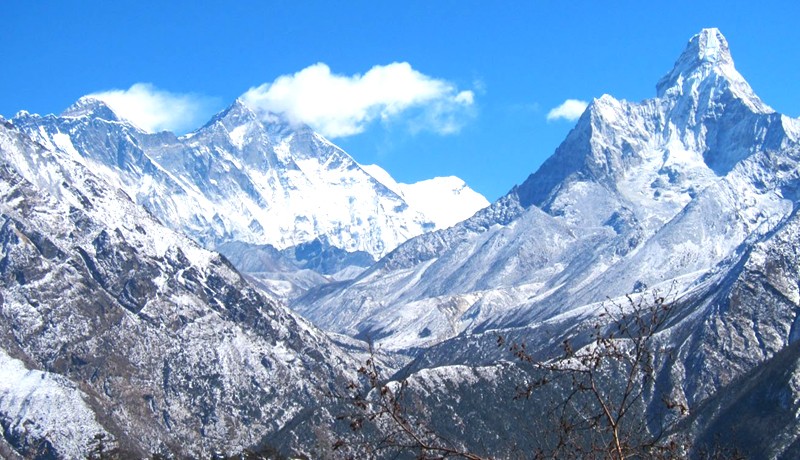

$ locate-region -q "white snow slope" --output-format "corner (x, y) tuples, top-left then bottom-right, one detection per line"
(361, 163), (489, 230)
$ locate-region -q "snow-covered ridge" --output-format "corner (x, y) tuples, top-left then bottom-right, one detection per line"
(361, 163), (489, 229)
(11, 98), (488, 261)
(0, 349), (107, 458)
(657, 28), (772, 114)
(59, 95), (132, 127)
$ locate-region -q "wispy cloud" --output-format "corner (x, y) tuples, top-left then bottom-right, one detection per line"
(546, 99), (588, 122)
(242, 62), (475, 138)
(89, 83), (218, 133)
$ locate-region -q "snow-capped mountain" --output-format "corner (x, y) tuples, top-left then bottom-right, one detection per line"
(360, 163), (489, 230)
(390, 156), (800, 457)
(0, 117), (358, 457)
(272, 29), (800, 457)
(11, 98), (487, 267)
(295, 28), (800, 351)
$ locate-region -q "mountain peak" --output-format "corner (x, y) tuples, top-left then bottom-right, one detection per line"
(656, 28), (771, 113)
(212, 98), (258, 124)
(228, 98), (255, 116)
(189, 98), (260, 140)
(210, 99), (298, 131)
(657, 29), (734, 97)
(61, 96), (121, 122)
(192, 98), (300, 146)
(688, 28), (732, 67)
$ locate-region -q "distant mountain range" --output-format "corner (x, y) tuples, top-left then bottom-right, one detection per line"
(11, 98), (487, 299)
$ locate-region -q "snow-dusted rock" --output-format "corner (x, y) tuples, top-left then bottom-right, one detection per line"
(0, 119), (357, 457)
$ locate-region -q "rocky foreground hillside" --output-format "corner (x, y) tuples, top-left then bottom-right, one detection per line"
(0, 119), (358, 458)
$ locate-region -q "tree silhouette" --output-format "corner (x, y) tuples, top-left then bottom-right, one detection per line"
(498, 288), (685, 459)
(337, 286), (695, 459)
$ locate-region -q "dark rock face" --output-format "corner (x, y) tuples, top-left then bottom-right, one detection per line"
(0, 121), (355, 458)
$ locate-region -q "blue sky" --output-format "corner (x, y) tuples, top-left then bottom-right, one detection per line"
(3, 1), (799, 201)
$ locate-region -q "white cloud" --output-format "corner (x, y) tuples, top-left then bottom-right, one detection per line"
(241, 62), (475, 138)
(88, 83), (217, 133)
(546, 99), (589, 122)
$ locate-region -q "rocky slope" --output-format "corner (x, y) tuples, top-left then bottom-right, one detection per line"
(0, 118), (357, 458)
